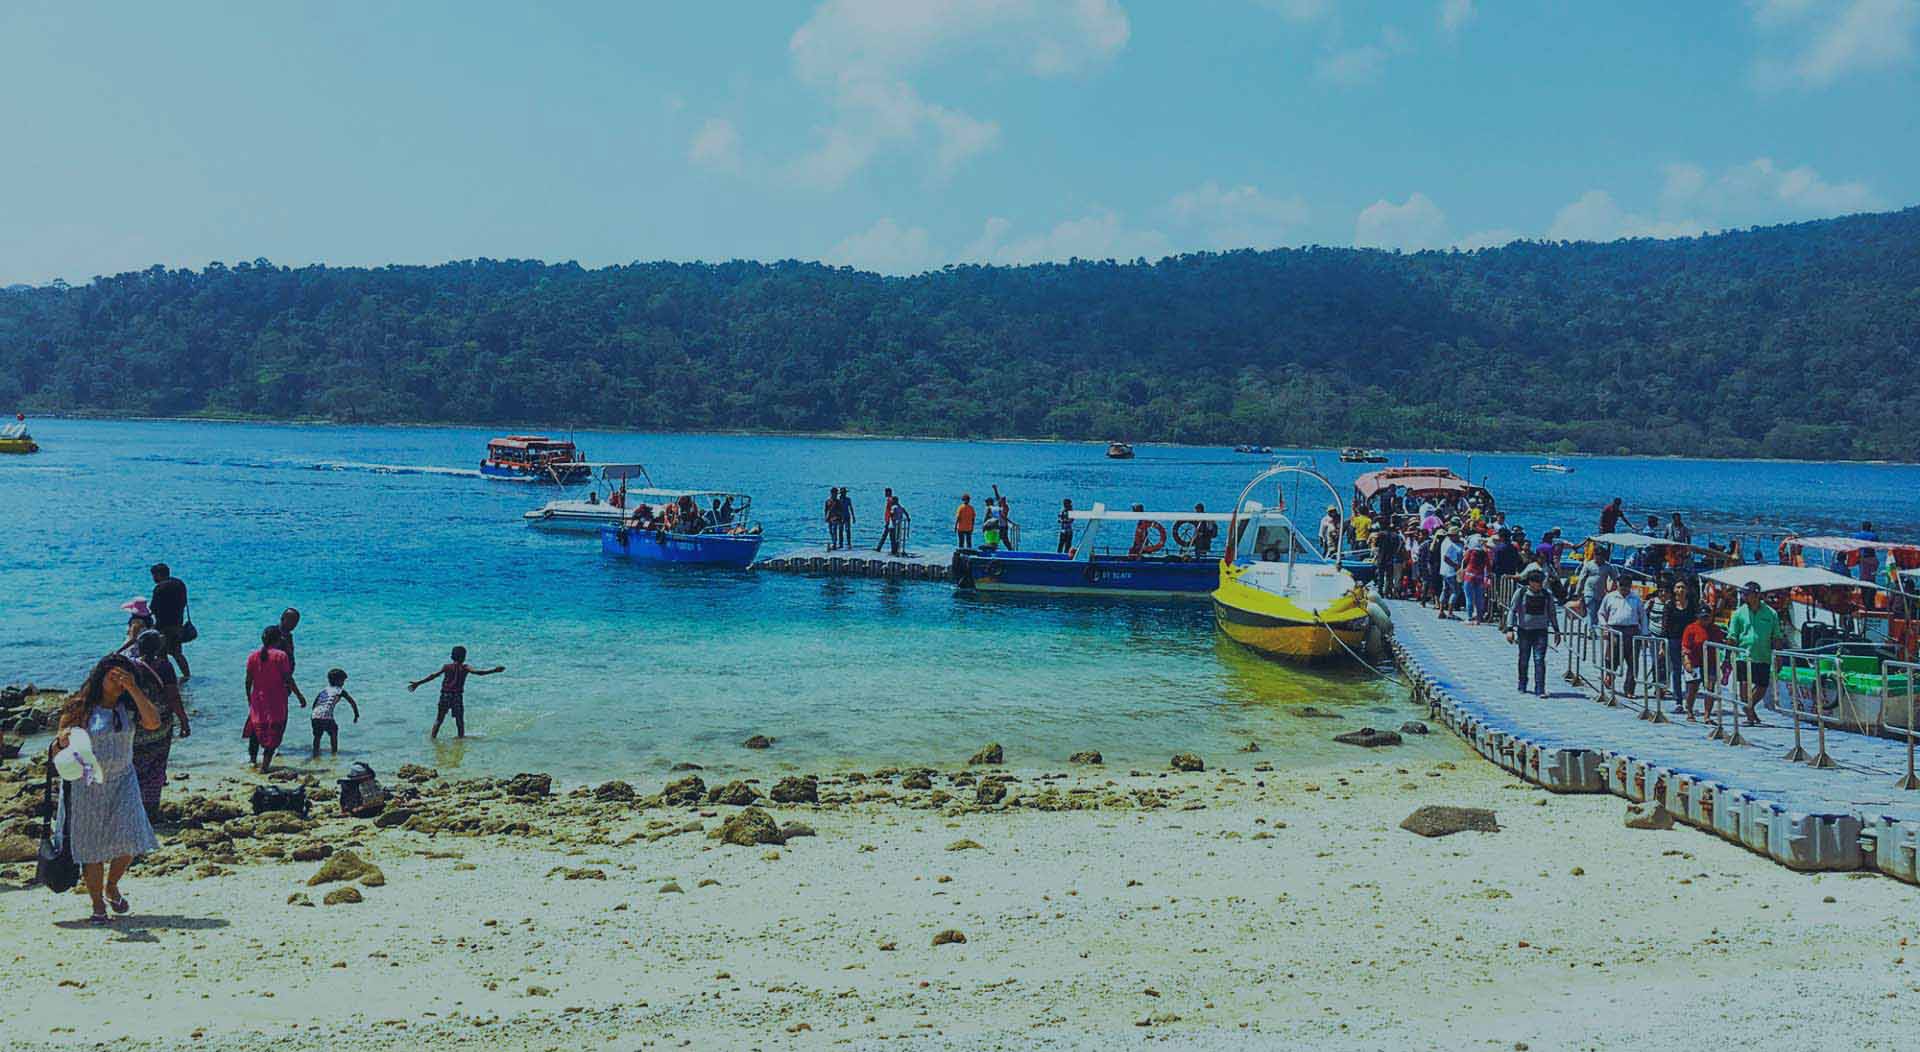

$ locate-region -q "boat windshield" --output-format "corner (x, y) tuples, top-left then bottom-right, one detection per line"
(1225, 463), (1343, 568)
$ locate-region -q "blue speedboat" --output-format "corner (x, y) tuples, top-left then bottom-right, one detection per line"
(952, 503), (1233, 597)
(598, 489), (763, 568)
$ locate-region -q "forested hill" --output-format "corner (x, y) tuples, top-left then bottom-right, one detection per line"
(3, 207), (1917, 459)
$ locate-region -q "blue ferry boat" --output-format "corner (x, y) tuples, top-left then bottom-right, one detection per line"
(598, 489), (763, 568)
(481, 435), (591, 484)
(951, 504), (1234, 597)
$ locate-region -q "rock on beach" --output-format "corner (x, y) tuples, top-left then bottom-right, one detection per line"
(1400, 806), (1501, 838)
(1334, 728), (1403, 748)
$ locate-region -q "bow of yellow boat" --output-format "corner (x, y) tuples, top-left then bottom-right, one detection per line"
(1211, 561), (1372, 662)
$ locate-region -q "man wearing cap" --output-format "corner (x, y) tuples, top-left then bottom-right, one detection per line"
(1724, 582), (1785, 723)
(1505, 569), (1561, 695)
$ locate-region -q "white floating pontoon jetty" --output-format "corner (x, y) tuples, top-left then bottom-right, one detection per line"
(1390, 600), (1920, 884)
(756, 542), (957, 581)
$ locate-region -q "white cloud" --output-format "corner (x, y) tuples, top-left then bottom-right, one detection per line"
(1663, 157), (1878, 220)
(1315, 27), (1409, 86)
(1166, 181), (1310, 250)
(963, 210), (1171, 265)
(826, 218), (937, 274)
(1547, 190), (1704, 242)
(687, 118), (742, 172)
(786, 0), (1127, 187)
(1752, 0), (1918, 87)
(1354, 192), (1449, 251)
(1439, 0), (1476, 35)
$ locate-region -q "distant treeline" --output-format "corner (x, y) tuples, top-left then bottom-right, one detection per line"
(3, 207), (1917, 459)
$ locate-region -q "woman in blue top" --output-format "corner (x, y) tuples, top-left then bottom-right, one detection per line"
(53, 655), (163, 924)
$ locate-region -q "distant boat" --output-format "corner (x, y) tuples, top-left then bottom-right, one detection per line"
(1530, 456), (1575, 475)
(1234, 444), (1273, 455)
(1106, 441), (1135, 459)
(1338, 447), (1388, 463)
(481, 435), (590, 483)
(0, 413), (38, 455)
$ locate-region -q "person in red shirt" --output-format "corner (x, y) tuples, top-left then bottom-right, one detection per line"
(408, 646), (505, 739)
(1680, 606), (1723, 722)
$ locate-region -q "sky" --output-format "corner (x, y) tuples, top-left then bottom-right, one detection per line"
(1, 0), (1916, 284)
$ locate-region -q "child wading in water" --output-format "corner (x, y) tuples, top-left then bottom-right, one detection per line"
(407, 646), (505, 739)
(310, 668), (360, 756)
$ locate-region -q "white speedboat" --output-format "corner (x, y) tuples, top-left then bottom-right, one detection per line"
(524, 464), (652, 532)
(1530, 456), (1574, 475)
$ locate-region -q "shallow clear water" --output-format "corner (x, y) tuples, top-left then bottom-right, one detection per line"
(5, 421), (1917, 784)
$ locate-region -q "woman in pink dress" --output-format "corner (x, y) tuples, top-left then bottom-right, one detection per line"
(242, 625), (305, 772)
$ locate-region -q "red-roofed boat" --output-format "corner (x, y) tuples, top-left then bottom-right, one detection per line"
(480, 435), (590, 483)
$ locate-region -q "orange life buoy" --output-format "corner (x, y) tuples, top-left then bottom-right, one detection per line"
(1131, 520), (1167, 556)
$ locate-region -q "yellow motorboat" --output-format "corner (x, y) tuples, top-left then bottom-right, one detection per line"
(0, 414), (37, 454)
(1212, 462), (1389, 663)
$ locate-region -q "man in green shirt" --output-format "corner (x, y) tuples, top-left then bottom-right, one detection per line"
(1723, 582), (1784, 723)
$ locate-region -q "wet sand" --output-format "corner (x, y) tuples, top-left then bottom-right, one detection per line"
(2, 743), (1916, 1051)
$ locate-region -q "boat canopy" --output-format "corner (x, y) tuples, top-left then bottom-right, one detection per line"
(622, 488), (748, 502)
(588, 463), (651, 484)
(489, 434), (575, 450)
(1068, 510), (1234, 522)
(1352, 467), (1488, 503)
(1701, 565), (1888, 594)
(1783, 535), (1920, 556)
(1585, 531), (1669, 548)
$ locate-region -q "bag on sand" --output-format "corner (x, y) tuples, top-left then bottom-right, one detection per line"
(36, 768), (79, 894)
(250, 784), (310, 818)
(338, 762), (385, 816)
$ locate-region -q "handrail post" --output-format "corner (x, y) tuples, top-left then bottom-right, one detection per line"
(1645, 635), (1670, 724)
(1707, 644), (1729, 742)
(1782, 652), (1811, 763)
(1896, 663), (1920, 791)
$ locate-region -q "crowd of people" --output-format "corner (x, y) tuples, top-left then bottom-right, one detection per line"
(625, 493), (740, 536)
(39, 563), (506, 924)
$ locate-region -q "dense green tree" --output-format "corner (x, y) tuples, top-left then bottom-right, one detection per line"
(2, 208), (1917, 459)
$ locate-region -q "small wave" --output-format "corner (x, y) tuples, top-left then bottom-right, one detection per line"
(309, 460), (483, 479)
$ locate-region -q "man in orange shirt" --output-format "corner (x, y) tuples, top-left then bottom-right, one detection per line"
(954, 494), (976, 549)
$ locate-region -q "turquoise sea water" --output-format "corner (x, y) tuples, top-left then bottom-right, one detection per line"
(5, 420), (1918, 784)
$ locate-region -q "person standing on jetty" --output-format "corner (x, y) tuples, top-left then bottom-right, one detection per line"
(409, 646), (505, 739)
(885, 496), (911, 557)
(1724, 582), (1784, 723)
(872, 488), (894, 552)
(147, 563), (191, 680)
(1504, 569), (1561, 695)
(243, 625), (305, 773)
(823, 488), (840, 549)
(954, 493), (976, 549)
(1598, 574), (1649, 697)
(53, 654), (163, 924)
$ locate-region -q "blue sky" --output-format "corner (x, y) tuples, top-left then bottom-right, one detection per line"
(2, 0), (1915, 284)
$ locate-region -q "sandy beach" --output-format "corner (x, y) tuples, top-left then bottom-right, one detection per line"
(3, 736), (1916, 1052)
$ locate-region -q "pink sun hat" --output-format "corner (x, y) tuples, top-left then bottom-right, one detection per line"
(121, 597), (152, 619)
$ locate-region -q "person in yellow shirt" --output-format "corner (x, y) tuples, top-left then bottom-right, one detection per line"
(1349, 510), (1373, 548)
(954, 494), (977, 549)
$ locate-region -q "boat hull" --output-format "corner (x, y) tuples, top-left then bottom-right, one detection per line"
(0, 438), (39, 455)
(954, 550), (1218, 597)
(1211, 566), (1371, 662)
(599, 526), (762, 568)
(482, 461), (591, 484)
